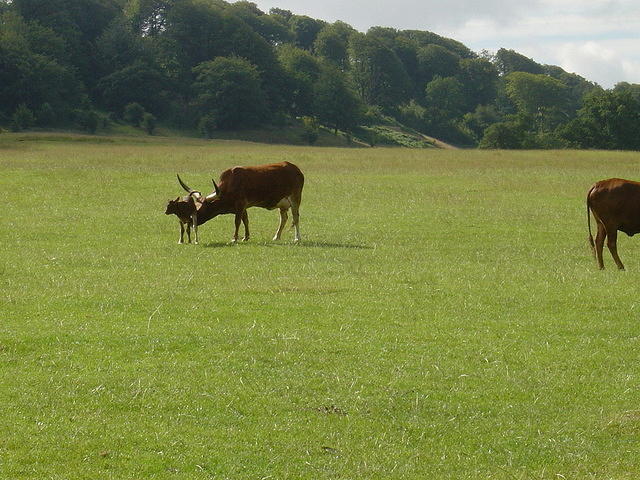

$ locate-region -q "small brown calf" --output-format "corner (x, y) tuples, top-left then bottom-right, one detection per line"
(165, 195), (199, 244)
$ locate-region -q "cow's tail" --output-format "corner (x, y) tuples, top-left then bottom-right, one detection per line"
(587, 185), (596, 249)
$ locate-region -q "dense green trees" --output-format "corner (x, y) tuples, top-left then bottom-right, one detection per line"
(277, 45), (320, 117)
(0, 0), (637, 149)
(314, 21), (354, 69)
(494, 48), (545, 76)
(0, 10), (83, 123)
(349, 32), (412, 108)
(193, 56), (268, 129)
(313, 63), (363, 133)
(560, 90), (640, 150)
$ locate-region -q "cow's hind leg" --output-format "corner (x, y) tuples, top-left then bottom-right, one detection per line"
(595, 222), (606, 269)
(192, 215), (199, 245)
(290, 195), (301, 243)
(606, 227), (625, 270)
(273, 208), (288, 241)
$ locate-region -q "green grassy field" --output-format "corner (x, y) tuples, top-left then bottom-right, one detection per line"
(2, 133), (640, 479)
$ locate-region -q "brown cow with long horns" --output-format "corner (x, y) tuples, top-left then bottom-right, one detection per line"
(177, 161), (304, 244)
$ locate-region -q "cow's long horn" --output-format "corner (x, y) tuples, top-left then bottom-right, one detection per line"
(212, 179), (220, 196)
(177, 174), (194, 193)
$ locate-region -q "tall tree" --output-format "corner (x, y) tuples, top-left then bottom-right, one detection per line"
(401, 30), (474, 58)
(96, 16), (147, 76)
(289, 15), (325, 50)
(126, 0), (173, 36)
(313, 62), (362, 133)
(226, 1), (293, 45)
(159, 0), (226, 79)
(192, 56), (268, 129)
(96, 61), (169, 115)
(314, 21), (354, 69)
(493, 48), (544, 76)
(416, 44), (461, 86)
(456, 57), (499, 111)
(159, 0), (287, 112)
(0, 11), (82, 120)
(613, 82), (640, 102)
(392, 36), (419, 92)
(348, 32), (411, 108)
(560, 89), (640, 150)
(12, 0), (121, 88)
(504, 72), (569, 123)
(544, 64), (599, 115)
(277, 44), (320, 116)
(424, 76), (466, 132)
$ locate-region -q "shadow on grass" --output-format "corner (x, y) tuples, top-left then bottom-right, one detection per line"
(202, 240), (372, 250)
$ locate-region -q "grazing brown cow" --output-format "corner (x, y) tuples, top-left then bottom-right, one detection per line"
(177, 161), (304, 243)
(587, 178), (640, 270)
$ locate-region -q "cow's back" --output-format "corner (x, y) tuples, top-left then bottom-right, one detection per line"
(223, 162), (304, 209)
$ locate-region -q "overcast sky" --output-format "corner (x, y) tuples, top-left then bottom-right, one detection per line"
(248, 0), (640, 88)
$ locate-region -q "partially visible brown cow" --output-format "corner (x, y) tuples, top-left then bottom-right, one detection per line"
(177, 161), (304, 243)
(587, 178), (640, 270)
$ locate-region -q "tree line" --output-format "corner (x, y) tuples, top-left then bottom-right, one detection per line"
(1, 0), (639, 149)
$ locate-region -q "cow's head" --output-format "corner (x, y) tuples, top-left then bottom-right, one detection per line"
(165, 197), (181, 215)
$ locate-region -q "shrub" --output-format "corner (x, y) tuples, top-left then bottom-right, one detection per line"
(98, 112), (111, 129)
(479, 121), (524, 149)
(37, 103), (57, 127)
(300, 116), (319, 145)
(123, 102), (146, 127)
(75, 109), (99, 134)
(362, 105), (386, 126)
(11, 104), (35, 131)
(142, 112), (157, 135)
(199, 115), (217, 139)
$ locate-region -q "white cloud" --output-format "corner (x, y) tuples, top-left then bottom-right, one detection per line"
(556, 42), (625, 85)
(551, 40), (640, 87)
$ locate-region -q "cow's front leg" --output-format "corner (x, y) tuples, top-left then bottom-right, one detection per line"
(231, 211), (243, 244)
(242, 211), (250, 242)
(186, 223), (192, 244)
(178, 222), (185, 244)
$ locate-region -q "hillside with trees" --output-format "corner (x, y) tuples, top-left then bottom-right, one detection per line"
(1, 0), (639, 149)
